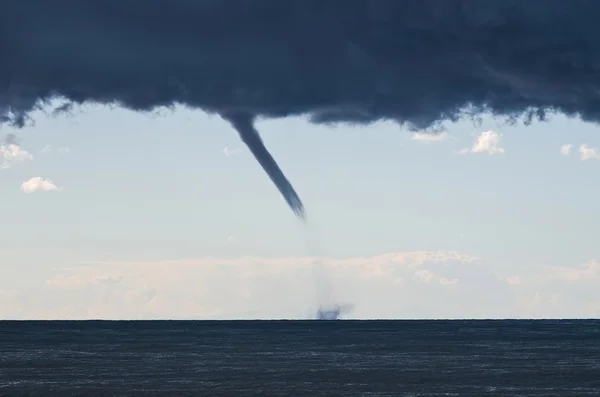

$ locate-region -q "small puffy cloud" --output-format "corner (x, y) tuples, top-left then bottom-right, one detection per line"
(1, 134), (33, 169)
(459, 130), (504, 155)
(579, 144), (600, 161)
(411, 132), (448, 143)
(414, 269), (436, 283)
(41, 145), (70, 154)
(439, 277), (459, 286)
(544, 260), (599, 283)
(414, 269), (458, 285)
(560, 144), (572, 156)
(222, 146), (240, 157)
(21, 177), (62, 193)
(0, 144), (32, 167)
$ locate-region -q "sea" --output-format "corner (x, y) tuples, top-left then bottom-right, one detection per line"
(1, 320), (599, 396)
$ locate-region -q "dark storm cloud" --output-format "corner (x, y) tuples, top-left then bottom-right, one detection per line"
(2, 0), (600, 217)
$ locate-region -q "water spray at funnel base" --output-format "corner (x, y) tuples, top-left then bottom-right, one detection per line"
(316, 304), (354, 320)
(303, 226), (354, 320)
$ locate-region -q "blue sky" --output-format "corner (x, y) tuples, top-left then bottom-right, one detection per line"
(1, 104), (600, 319)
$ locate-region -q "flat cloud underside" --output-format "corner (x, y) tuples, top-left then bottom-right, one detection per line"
(3, 0), (600, 216)
(3, 0), (599, 128)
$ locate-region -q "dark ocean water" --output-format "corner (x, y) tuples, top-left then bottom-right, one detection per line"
(1, 320), (599, 396)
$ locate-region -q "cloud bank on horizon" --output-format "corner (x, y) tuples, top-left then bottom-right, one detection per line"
(3, 0), (600, 216)
(2, 250), (599, 320)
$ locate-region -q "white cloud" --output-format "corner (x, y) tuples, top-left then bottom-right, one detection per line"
(3, 249), (600, 320)
(411, 132), (449, 143)
(544, 260), (599, 283)
(222, 146), (241, 157)
(459, 130), (505, 155)
(41, 145), (70, 154)
(439, 277), (459, 286)
(20, 177), (62, 193)
(560, 144), (572, 156)
(414, 269), (436, 283)
(507, 259), (600, 318)
(1, 134), (33, 169)
(48, 275), (123, 288)
(579, 144), (600, 161)
(30, 250), (511, 320)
